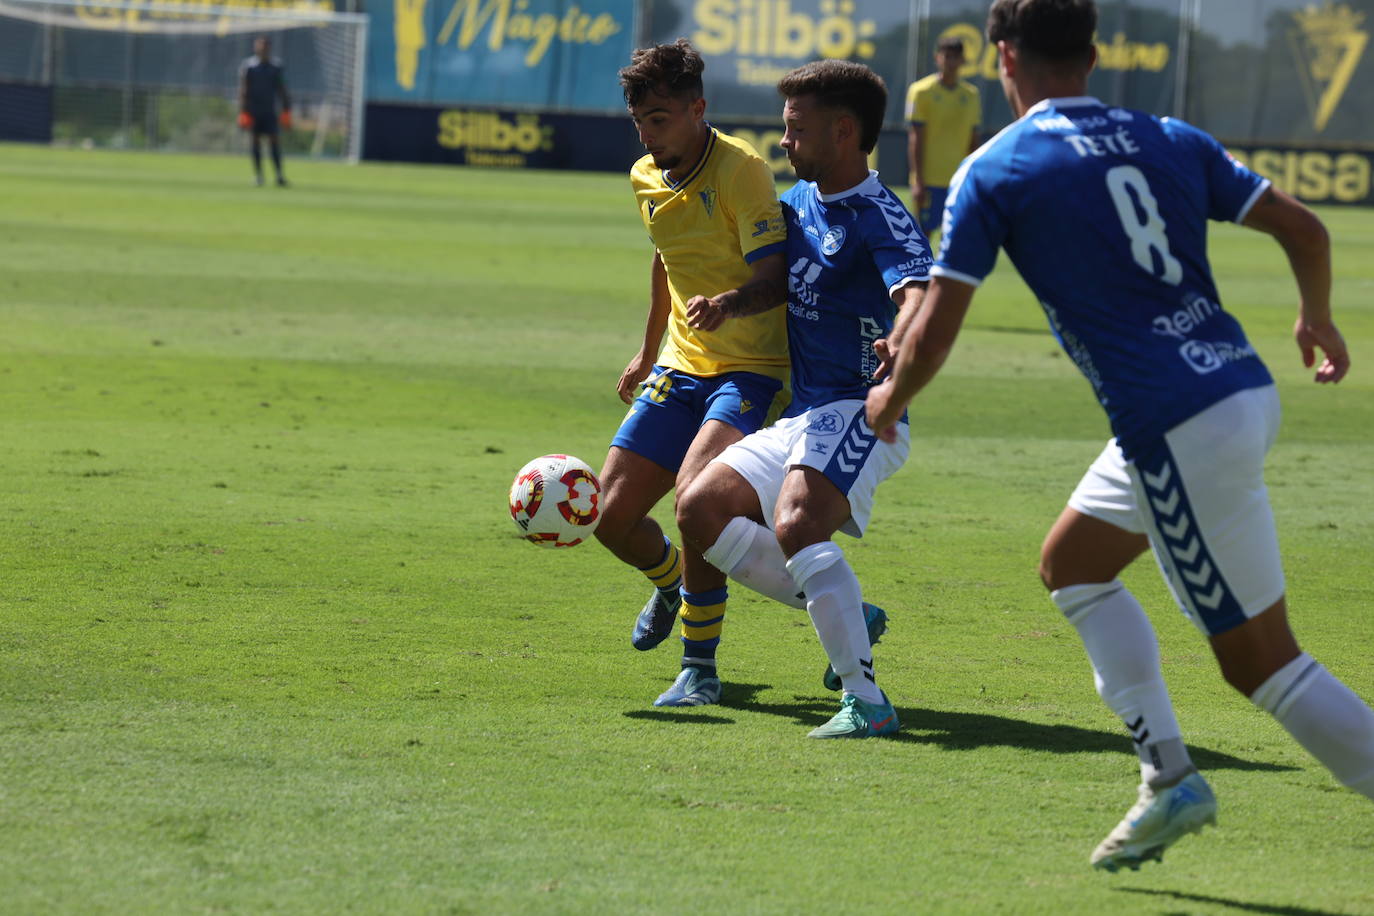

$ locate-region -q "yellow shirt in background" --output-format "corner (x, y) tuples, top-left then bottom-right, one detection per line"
(630, 128), (789, 381)
(905, 74), (981, 188)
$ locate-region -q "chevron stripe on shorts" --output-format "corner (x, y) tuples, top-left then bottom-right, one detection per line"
(1135, 444), (1247, 634)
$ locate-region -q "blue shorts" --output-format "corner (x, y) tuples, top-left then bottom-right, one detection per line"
(919, 186), (948, 234)
(611, 366), (785, 474)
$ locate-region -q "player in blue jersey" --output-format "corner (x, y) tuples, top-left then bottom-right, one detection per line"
(868, 0), (1374, 870)
(676, 59), (930, 737)
(238, 36), (291, 187)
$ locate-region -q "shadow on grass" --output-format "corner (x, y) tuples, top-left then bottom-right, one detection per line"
(619, 681), (768, 725)
(1115, 887), (1350, 916)
(622, 710), (736, 725)
(661, 684), (1298, 772)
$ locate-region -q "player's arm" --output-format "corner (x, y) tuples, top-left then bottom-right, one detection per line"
(865, 275), (975, 441)
(683, 252), (786, 332)
(906, 83), (928, 210)
(908, 123), (926, 208)
(1241, 186), (1347, 383)
(872, 280), (927, 381)
(617, 251), (671, 404)
(278, 70), (292, 116)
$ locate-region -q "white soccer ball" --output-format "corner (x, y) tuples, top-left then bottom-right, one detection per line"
(508, 454), (602, 548)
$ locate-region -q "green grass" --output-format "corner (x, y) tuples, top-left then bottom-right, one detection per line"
(2, 145), (1373, 914)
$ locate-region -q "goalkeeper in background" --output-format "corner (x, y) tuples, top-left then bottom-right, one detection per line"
(238, 35), (291, 187)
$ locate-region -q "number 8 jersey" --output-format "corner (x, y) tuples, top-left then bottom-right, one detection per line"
(934, 96), (1274, 460)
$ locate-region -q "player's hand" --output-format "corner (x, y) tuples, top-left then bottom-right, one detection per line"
(865, 380), (902, 444)
(279, 110), (292, 130)
(617, 353), (653, 405)
(871, 338), (896, 381)
(1295, 316), (1350, 384)
(237, 111), (252, 130)
(685, 294), (728, 331)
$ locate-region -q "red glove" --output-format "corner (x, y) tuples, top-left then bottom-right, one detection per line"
(237, 111), (252, 130)
(279, 110), (292, 130)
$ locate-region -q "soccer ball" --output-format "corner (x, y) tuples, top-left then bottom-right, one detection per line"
(508, 454), (602, 548)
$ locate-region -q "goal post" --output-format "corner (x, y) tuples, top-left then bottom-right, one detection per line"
(0, 0), (368, 161)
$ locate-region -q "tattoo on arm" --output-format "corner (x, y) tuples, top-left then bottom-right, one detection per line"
(723, 275), (784, 318)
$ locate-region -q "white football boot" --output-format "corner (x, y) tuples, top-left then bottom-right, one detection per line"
(1091, 770), (1217, 872)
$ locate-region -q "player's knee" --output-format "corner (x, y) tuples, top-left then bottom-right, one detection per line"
(1039, 543), (1087, 592)
(1215, 644), (1295, 698)
(590, 486), (636, 548)
(1037, 552), (1058, 591)
(675, 483), (723, 554)
(774, 508), (822, 558)
(1217, 653), (1267, 698)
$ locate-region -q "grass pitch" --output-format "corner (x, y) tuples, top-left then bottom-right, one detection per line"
(1, 145), (1372, 914)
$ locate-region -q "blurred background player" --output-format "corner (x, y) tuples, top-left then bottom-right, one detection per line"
(869, 0), (1374, 872)
(603, 40), (790, 707)
(677, 59), (929, 736)
(905, 35), (981, 235)
(238, 35), (292, 187)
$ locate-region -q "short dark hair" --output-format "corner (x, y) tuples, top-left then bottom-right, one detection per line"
(987, 0), (1097, 70)
(936, 36), (965, 54)
(776, 59), (887, 153)
(619, 39), (705, 108)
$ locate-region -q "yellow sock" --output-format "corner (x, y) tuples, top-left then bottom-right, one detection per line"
(639, 537), (681, 596)
(680, 587), (726, 668)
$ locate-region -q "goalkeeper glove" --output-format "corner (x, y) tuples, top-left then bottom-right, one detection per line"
(279, 110), (292, 129)
(237, 111), (252, 130)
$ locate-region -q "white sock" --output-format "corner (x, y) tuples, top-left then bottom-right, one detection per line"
(1053, 580), (1192, 787)
(1251, 652), (1374, 800)
(787, 542), (884, 705)
(702, 516), (806, 610)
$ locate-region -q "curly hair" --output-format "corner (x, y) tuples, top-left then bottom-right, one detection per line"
(619, 39), (705, 108)
(776, 59), (887, 154)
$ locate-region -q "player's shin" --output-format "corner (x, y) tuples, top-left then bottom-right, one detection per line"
(1251, 653), (1374, 800)
(639, 536), (683, 599)
(678, 587), (726, 673)
(703, 516), (806, 609)
(1053, 580), (1194, 787)
(786, 542), (883, 705)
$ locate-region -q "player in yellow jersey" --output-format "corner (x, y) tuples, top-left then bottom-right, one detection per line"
(905, 36), (981, 234)
(601, 40), (789, 707)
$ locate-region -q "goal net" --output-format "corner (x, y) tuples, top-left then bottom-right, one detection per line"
(0, 0), (368, 160)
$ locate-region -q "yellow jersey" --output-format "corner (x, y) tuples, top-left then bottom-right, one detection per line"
(630, 127), (789, 380)
(905, 74), (981, 188)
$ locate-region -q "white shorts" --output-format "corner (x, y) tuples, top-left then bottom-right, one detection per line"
(1068, 385), (1284, 635)
(714, 399), (910, 538)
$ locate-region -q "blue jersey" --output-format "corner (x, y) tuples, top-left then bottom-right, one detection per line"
(936, 97), (1274, 459)
(780, 172), (932, 416)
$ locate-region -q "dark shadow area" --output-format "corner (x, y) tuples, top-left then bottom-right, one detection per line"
(891, 706), (1296, 772)
(967, 323), (1054, 336)
(619, 680), (772, 725)
(697, 688), (1299, 772)
(1116, 887), (1353, 916)
(622, 709), (736, 725)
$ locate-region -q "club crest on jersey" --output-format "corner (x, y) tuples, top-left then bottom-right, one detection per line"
(699, 186), (717, 217)
(646, 200), (656, 218)
(821, 226), (846, 256)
